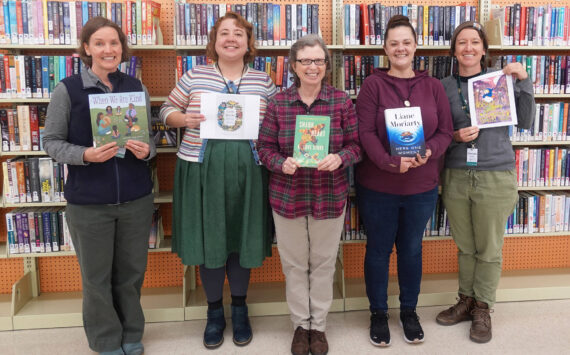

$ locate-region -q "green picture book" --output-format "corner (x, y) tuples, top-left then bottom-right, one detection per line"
(88, 92), (149, 148)
(293, 115), (331, 168)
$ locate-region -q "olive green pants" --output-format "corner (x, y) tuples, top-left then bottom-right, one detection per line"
(442, 168), (518, 307)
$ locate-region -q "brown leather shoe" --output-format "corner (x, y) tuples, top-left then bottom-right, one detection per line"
(470, 300), (492, 343)
(436, 294), (475, 325)
(309, 329), (329, 355)
(291, 326), (310, 355)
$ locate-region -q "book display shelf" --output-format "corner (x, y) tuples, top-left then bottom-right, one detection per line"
(0, 0), (569, 333)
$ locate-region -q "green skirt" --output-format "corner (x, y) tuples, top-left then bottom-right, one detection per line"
(172, 140), (272, 268)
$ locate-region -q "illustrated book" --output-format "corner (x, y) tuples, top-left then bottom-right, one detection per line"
(293, 115), (330, 167)
(384, 106), (426, 157)
(200, 93), (261, 139)
(88, 91), (149, 148)
(468, 70), (518, 129)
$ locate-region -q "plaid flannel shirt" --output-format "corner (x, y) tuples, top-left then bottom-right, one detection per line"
(258, 84), (361, 219)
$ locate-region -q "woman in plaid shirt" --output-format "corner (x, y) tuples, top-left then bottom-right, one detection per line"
(258, 34), (361, 355)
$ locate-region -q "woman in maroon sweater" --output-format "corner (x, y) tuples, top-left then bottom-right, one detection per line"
(355, 15), (453, 347)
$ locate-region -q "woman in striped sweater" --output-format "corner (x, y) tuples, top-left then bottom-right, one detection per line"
(159, 11), (276, 349)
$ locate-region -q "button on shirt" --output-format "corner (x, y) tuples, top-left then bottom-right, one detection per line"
(258, 84), (361, 219)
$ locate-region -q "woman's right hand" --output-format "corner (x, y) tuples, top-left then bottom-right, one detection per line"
(453, 126), (480, 142)
(282, 157), (301, 175)
(399, 157), (415, 173)
(183, 113), (206, 129)
(83, 142), (119, 163)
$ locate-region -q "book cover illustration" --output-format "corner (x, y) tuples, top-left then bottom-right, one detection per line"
(88, 91), (149, 147)
(468, 70), (518, 129)
(293, 115), (330, 168)
(384, 106), (426, 157)
(200, 93), (261, 139)
(151, 106), (177, 147)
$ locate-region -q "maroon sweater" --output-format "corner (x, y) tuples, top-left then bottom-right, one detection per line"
(356, 69), (453, 195)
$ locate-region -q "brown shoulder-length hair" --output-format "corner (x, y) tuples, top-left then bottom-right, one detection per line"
(383, 14), (417, 46)
(78, 16), (130, 68)
(450, 21), (489, 70)
(288, 34), (331, 88)
(206, 11), (256, 64)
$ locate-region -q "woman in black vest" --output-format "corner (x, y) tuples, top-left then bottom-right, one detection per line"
(43, 17), (155, 355)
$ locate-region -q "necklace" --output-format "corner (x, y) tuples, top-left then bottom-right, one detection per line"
(386, 75), (418, 107)
(217, 63), (246, 94)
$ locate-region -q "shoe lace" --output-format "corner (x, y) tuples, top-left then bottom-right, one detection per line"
(471, 308), (493, 328)
(370, 312), (388, 331)
(401, 311), (422, 332)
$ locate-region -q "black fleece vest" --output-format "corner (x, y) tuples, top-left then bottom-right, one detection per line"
(62, 71), (152, 204)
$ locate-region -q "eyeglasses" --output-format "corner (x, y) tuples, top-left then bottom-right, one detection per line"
(296, 58), (327, 66)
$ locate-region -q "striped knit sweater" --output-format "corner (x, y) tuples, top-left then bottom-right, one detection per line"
(159, 64), (277, 162)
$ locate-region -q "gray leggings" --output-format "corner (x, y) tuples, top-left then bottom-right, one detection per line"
(199, 253), (250, 302)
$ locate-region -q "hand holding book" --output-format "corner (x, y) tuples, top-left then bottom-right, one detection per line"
(316, 153), (343, 171)
(125, 140), (150, 160)
(83, 142), (119, 163)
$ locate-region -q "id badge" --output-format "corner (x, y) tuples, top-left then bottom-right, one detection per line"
(466, 147), (478, 166)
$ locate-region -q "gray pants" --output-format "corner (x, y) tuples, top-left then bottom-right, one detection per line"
(66, 193), (154, 352)
(273, 210), (345, 332)
(442, 169), (518, 307)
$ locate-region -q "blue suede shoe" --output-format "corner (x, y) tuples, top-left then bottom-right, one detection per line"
(203, 307), (226, 349)
(231, 304), (252, 346)
(122, 342), (144, 355)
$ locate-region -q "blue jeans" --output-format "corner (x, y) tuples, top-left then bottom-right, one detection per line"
(357, 184), (438, 312)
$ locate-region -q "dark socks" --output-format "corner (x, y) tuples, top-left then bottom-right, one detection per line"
(231, 295), (246, 307)
(208, 298), (223, 311)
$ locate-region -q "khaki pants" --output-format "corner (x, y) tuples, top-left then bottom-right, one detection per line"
(442, 168), (518, 307)
(273, 210), (345, 331)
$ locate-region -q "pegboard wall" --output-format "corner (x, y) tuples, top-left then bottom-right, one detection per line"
(38, 252), (184, 293)
(343, 236), (570, 279)
(0, 259), (24, 293)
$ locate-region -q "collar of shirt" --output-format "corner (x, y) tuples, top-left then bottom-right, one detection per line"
(285, 83), (334, 107)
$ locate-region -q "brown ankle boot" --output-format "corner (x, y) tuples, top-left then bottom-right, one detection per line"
(291, 326), (310, 355)
(470, 300), (492, 343)
(309, 329), (329, 355)
(436, 294), (475, 325)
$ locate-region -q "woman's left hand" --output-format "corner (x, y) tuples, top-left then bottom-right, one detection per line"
(317, 154), (343, 171)
(125, 140), (150, 160)
(410, 149), (432, 167)
(503, 62), (528, 81)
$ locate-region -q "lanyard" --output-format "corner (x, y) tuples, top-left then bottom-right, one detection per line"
(217, 63), (245, 94)
(456, 71), (484, 147)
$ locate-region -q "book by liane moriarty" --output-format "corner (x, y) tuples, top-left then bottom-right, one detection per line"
(88, 92), (149, 149)
(384, 106), (426, 157)
(293, 115), (330, 167)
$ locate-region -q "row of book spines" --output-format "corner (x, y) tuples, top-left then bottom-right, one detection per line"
(508, 192), (570, 234)
(0, 105), (47, 153)
(5, 207), (72, 254)
(0, 54), (80, 99)
(0, 54), (142, 99)
(175, 55), (294, 90)
(493, 5), (570, 47)
(515, 147), (570, 188)
(343, 196), (365, 240)
(342, 55), (456, 95)
(174, 3), (319, 47)
(0, 0), (161, 46)
(511, 102), (570, 142)
(2, 156), (66, 204)
(344, 3), (476, 46)
(498, 55), (570, 95)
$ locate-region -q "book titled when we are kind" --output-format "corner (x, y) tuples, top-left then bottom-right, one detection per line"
(293, 115), (330, 168)
(88, 91), (148, 158)
(384, 106), (426, 157)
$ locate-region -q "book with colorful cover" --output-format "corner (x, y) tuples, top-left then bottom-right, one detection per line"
(293, 115), (330, 167)
(384, 106), (426, 157)
(468, 70), (518, 129)
(88, 91), (148, 148)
